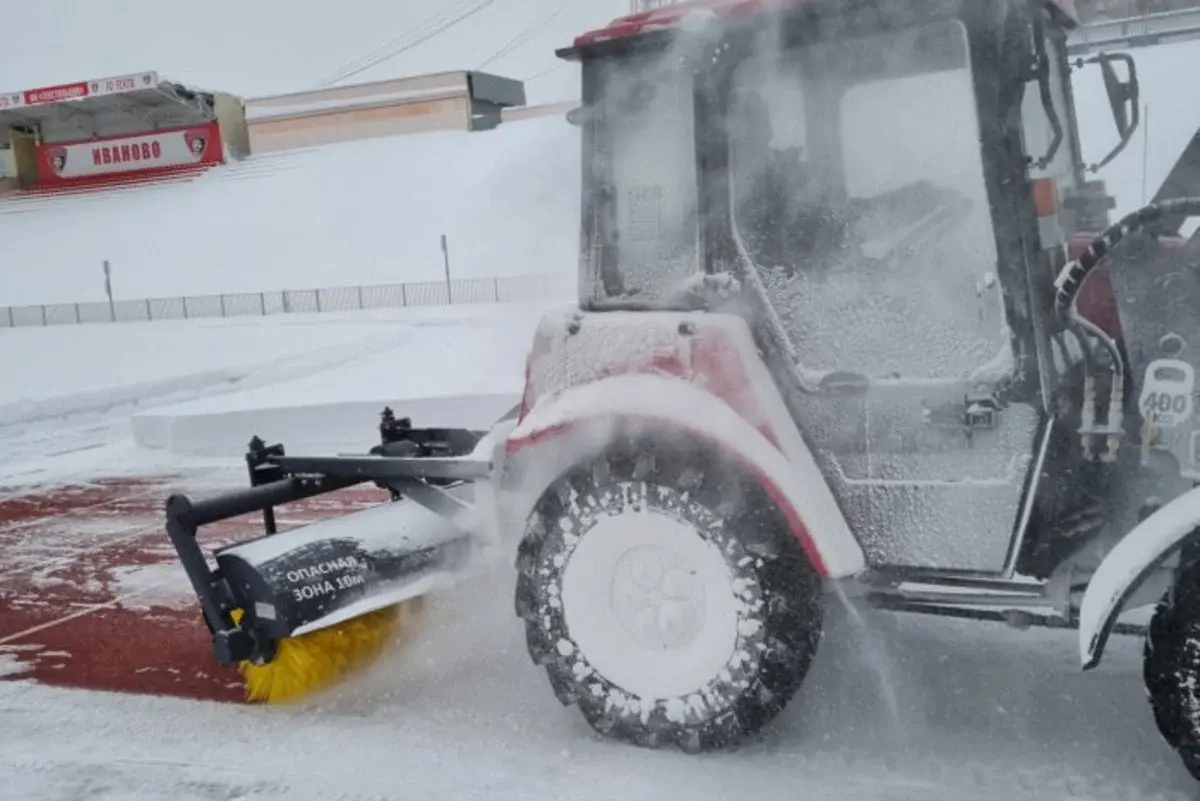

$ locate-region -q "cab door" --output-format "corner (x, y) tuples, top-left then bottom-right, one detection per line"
(726, 18), (1044, 574)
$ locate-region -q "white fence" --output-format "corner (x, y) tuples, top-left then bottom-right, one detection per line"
(0, 272), (575, 328)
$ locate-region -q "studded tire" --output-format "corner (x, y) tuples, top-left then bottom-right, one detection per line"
(514, 431), (823, 752)
(1144, 558), (1200, 781)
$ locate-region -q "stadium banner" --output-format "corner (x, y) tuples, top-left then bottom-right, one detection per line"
(0, 71), (158, 109)
(36, 122), (223, 184)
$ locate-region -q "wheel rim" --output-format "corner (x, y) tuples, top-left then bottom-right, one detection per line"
(559, 484), (742, 701)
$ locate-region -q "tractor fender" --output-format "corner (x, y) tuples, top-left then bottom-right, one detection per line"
(1079, 484), (1200, 670)
(503, 371), (865, 580)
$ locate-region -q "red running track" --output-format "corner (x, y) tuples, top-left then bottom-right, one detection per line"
(0, 475), (388, 702)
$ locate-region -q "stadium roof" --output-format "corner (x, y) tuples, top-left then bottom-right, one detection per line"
(0, 71), (216, 146)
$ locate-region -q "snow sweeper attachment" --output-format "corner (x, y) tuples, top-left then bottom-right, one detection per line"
(163, 408), (501, 702)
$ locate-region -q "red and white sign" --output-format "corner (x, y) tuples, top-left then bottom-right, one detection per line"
(0, 71), (158, 110)
(36, 122), (223, 185)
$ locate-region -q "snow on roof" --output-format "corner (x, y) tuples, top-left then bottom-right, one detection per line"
(570, 0), (1080, 48)
(0, 71), (161, 110)
(0, 71), (217, 148)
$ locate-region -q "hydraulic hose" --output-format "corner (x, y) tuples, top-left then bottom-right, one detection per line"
(1051, 197), (1200, 460)
(1053, 197), (1200, 319)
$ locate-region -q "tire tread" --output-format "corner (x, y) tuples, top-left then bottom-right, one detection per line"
(514, 432), (823, 753)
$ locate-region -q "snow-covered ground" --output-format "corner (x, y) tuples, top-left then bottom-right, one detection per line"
(0, 116), (579, 306)
(0, 302), (562, 488)
(3, 575), (1196, 800)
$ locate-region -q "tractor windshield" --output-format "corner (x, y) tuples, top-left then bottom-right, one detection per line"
(729, 18), (1007, 381)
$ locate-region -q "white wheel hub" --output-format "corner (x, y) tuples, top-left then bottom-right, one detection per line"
(611, 544), (706, 650)
(560, 506), (741, 700)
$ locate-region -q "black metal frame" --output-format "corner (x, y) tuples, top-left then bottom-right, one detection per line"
(866, 591), (1147, 639)
(163, 408), (491, 666)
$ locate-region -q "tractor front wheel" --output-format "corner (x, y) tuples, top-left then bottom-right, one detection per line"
(514, 432), (823, 752)
(1144, 559), (1200, 780)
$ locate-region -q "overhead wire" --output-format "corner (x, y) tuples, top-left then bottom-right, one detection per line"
(318, 0), (504, 87)
(316, 0), (583, 97)
(476, 0), (583, 70)
(317, 0), (482, 87)
(323, 0), (490, 85)
(522, 62), (568, 82)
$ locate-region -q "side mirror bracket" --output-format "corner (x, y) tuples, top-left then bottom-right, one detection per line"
(1073, 51), (1141, 173)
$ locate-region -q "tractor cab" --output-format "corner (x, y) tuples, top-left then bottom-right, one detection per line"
(558, 0), (1137, 307)
(556, 0), (1141, 576)
(558, 0), (1137, 331)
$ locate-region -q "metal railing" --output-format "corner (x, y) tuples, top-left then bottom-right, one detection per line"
(1068, 5), (1200, 52)
(0, 272), (576, 328)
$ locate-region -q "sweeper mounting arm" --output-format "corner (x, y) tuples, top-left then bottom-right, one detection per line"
(164, 407), (496, 667)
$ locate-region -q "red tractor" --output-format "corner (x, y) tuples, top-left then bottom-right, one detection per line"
(165, 0), (1200, 779)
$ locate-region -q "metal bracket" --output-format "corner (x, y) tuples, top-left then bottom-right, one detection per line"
(965, 392), (1000, 431)
(923, 392), (1000, 440)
